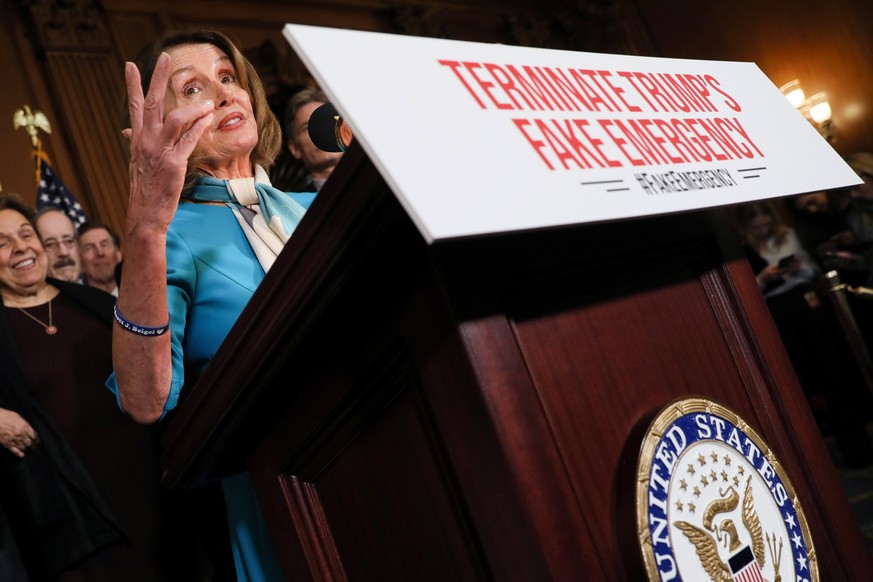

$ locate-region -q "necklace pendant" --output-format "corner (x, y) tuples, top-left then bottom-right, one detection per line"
(45, 325), (58, 335)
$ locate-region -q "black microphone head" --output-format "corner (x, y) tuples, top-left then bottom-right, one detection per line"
(308, 102), (344, 153)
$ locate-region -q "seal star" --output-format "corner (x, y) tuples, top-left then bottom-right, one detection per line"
(797, 555), (808, 571)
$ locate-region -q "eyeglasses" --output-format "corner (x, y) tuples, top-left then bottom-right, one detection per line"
(43, 237), (76, 253)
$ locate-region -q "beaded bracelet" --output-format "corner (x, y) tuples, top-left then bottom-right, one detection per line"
(113, 302), (170, 337)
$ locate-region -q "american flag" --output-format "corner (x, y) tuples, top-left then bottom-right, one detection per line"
(35, 155), (88, 227)
(730, 546), (766, 582)
(734, 564), (766, 582)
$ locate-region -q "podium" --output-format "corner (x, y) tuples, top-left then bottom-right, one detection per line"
(161, 143), (873, 580)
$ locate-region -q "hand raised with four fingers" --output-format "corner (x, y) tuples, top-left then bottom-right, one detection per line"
(124, 52), (215, 231)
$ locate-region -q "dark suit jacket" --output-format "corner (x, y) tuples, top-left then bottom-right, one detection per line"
(0, 278), (124, 579)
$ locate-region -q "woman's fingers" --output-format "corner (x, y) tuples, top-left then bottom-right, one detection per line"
(162, 102), (214, 159)
(2, 428), (36, 458)
(19, 425), (36, 448)
(128, 52), (175, 142)
(125, 61), (145, 137)
(128, 50), (217, 168)
(141, 52), (171, 134)
(0, 410), (37, 456)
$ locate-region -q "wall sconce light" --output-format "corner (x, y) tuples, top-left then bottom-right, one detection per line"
(780, 80), (806, 108)
(779, 80), (835, 143)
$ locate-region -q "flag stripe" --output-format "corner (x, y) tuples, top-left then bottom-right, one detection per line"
(735, 565), (766, 582)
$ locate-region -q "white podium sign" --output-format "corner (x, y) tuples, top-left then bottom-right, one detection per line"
(284, 24), (859, 243)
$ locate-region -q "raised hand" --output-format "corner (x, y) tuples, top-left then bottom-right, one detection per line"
(124, 52), (215, 230)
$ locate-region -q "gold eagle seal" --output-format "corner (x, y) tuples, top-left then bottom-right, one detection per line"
(636, 397), (817, 582)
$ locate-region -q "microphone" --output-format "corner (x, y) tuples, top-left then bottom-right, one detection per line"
(307, 102), (353, 153)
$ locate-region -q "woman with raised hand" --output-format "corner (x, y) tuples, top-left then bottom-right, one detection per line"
(110, 29), (318, 581)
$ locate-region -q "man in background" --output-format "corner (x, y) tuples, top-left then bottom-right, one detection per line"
(78, 221), (122, 296)
(283, 87), (344, 192)
(35, 207), (83, 283)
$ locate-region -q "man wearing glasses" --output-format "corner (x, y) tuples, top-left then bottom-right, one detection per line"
(35, 208), (84, 283)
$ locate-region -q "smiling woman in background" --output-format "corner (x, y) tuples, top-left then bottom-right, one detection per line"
(0, 193), (202, 580)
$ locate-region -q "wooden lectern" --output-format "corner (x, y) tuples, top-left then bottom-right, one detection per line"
(161, 143), (873, 580)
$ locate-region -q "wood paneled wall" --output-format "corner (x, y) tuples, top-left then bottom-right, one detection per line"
(633, 0), (873, 158)
(3, 0), (873, 238)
